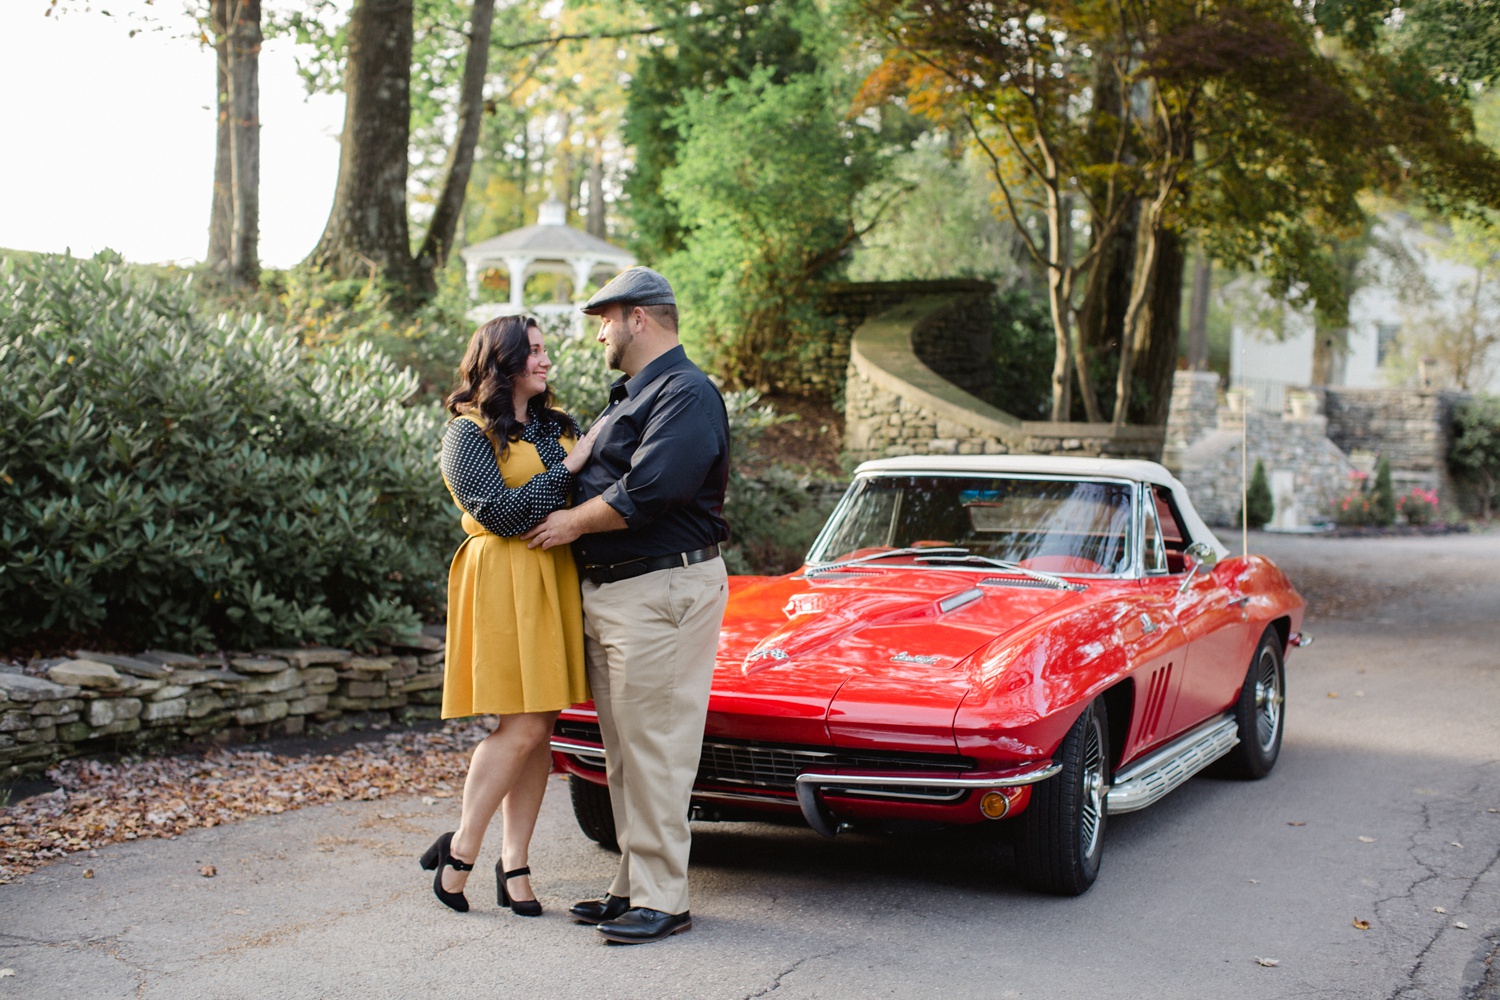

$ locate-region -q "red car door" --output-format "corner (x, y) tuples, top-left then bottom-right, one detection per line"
(1149, 486), (1254, 734)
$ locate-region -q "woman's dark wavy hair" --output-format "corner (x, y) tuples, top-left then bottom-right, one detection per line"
(445, 315), (578, 458)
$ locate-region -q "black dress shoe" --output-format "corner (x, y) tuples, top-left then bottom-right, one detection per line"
(595, 907), (692, 944)
(569, 893), (631, 925)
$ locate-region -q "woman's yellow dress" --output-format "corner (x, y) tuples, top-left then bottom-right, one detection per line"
(441, 415), (587, 717)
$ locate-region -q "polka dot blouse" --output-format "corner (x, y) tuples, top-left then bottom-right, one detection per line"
(440, 416), (575, 537)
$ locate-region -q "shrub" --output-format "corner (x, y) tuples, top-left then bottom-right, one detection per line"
(0, 254), (451, 653)
(1331, 470), (1374, 526)
(1241, 459), (1274, 529)
(1450, 394), (1500, 520)
(1396, 487), (1439, 525)
(1370, 457), (1396, 526)
(721, 390), (843, 576)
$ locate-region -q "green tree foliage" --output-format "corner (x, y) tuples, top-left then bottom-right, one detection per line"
(1450, 394), (1500, 519)
(857, 0), (1500, 424)
(992, 289), (1057, 421)
(621, 0), (826, 261)
(0, 255), (450, 652)
(847, 142), (1029, 284)
(661, 68), (888, 392)
(1371, 456), (1397, 526)
(1242, 459), (1274, 530)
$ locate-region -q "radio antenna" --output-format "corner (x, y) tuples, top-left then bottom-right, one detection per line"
(1240, 346), (1249, 559)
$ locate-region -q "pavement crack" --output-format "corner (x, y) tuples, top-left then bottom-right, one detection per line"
(744, 950), (836, 999)
(1386, 803), (1500, 1000)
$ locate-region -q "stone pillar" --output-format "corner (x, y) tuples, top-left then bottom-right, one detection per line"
(1163, 370), (1221, 471)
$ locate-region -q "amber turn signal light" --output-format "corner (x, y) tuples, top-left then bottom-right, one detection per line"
(980, 790), (1013, 820)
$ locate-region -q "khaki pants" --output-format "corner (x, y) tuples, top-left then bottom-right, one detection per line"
(581, 557), (728, 915)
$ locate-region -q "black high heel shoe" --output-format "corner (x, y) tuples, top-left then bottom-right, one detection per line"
(419, 832), (474, 913)
(497, 861), (543, 917)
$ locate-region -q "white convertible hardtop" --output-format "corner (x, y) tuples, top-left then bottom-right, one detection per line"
(853, 454), (1229, 558)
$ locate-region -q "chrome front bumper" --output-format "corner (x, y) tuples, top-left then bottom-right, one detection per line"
(793, 760), (1062, 837)
(552, 736), (1060, 839)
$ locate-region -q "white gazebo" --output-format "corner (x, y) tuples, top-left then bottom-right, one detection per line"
(459, 197), (635, 327)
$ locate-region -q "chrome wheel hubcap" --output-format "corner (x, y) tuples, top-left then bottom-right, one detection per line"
(1080, 716), (1106, 858)
(1253, 648), (1283, 751)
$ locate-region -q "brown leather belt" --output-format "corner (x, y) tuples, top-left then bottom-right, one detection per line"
(581, 544), (721, 585)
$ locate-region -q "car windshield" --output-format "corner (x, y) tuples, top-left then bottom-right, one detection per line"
(807, 475), (1134, 575)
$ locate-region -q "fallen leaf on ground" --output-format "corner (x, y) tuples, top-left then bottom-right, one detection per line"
(199, 865), (216, 878)
(1435, 906), (1448, 913)
(1288, 821), (1306, 827)
(1454, 921), (1469, 930)
(1358, 836), (1376, 843)
(1256, 957), (1280, 967)
(1353, 918), (1371, 930)
(1327, 692), (1339, 698)
(0, 720), (493, 883)
(82, 869), (93, 878)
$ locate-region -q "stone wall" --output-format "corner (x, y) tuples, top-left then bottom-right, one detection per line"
(843, 294), (1164, 464)
(813, 280), (997, 402)
(1162, 373), (1469, 526)
(1172, 408), (1358, 528)
(908, 291), (998, 404)
(0, 642), (447, 781)
(1317, 387), (1465, 493)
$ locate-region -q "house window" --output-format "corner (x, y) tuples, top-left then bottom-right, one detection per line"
(1376, 322), (1401, 366)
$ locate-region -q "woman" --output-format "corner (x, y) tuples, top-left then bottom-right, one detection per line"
(421, 314), (600, 915)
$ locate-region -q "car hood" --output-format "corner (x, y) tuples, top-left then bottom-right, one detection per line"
(708, 569), (1084, 752)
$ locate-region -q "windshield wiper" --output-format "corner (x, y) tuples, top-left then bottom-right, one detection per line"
(911, 552), (1086, 591)
(804, 546), (972, 576)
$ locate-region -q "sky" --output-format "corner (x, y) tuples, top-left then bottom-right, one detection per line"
(1, 3), (344, 267)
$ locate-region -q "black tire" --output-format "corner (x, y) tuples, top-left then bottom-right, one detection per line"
(569, 776), (619, 852)
(1218, 626), (1286, 780)
(1015, 698), (1110, 896)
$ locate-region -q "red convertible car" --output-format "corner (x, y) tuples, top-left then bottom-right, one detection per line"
(552, 456), (1308, 895)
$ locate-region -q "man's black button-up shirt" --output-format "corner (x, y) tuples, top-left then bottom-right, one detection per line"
(573, 345), (730, 566)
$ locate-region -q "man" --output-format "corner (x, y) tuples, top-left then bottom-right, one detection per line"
(524, 266), (730, 944)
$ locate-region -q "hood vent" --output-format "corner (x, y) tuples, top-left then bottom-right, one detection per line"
(980, 576), (1072, 590)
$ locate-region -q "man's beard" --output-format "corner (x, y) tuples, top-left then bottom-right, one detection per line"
(605, 327), (634, 371)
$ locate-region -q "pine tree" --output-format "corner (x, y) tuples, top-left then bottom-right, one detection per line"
(1242, 459), (1274, 530)
(1372, 457), (1397, 526)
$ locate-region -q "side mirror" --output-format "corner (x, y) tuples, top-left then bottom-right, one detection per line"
(1178, 541), (1218, 593)
(1185, 541), (1218, 574)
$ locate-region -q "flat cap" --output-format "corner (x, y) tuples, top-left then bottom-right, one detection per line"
(580, 266), (676, 315)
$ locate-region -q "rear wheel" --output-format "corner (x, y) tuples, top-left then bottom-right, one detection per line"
(569, 776), (618, 851)
(1015, 698), (1109, 896)
(1218, 627), (1285, 780)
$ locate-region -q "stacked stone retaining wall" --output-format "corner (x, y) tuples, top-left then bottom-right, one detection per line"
(0, 642), (447, 781)
(843, 295), (1164, 463)
(1317, 387), (1465, 492)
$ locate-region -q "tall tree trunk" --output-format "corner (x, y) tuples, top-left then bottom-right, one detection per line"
(1076, 199), (1136, 418)
(1113, 202), (1162, 426)
(305, 0), (423, 293)
(227, 0), (261, 289)
(1310, 319), (1346, 385)
(1046, 188), (1073, 422)
(415, 0), (495, 280)
(1186, 249), (1212, 371)
(1133, 229), (1185, 428)
(586, 148), (606, 238)
(207, 0), (231, 277)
